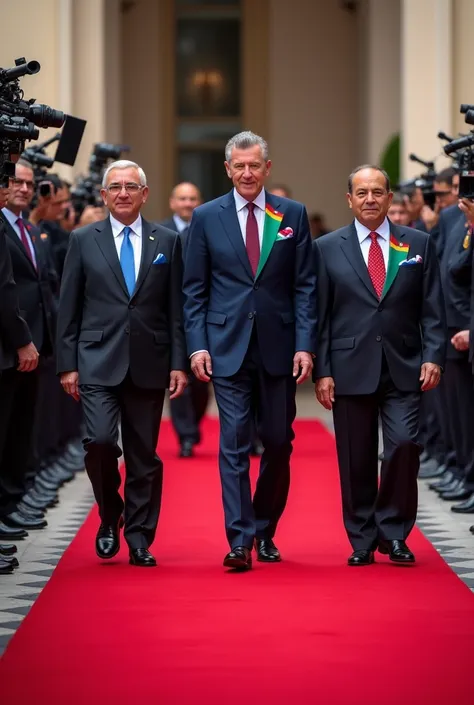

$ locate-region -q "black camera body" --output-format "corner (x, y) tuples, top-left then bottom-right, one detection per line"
(0, 57), (65, 186)
(444, 105), (474, 199)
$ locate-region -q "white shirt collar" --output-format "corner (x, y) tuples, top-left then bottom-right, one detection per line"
(233, 187), (266, 213)
(172, 214), (189, 233)
(109, 213), (142, 238)
(2, 207), (23, 227)
(354, 216), (390, 243)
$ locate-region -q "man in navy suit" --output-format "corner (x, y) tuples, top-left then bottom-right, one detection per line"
(314, 165), (446, 566)
(183, 131), (317, 571)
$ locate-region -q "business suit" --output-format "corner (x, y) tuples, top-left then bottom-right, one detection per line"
(57, 217), (187, 549)
(183, 189), (317, 550)
(314, 220), (446, 550)
(160, 215), (209, 449)
(0, 212), (55, 517)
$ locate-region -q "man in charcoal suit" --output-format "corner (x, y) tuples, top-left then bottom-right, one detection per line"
(57, 160), (187, 567)
(160, 182), (209, 458)
(183, 131), (317, 571)
(314, 165), (446, 566)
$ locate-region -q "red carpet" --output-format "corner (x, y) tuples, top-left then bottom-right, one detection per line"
(1, 418), (474, 704)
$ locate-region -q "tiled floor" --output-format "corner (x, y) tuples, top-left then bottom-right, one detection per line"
(0, 382), (473, 656)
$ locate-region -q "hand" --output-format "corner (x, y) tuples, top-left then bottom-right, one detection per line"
(190, 351), (212, 382)
(16, 342), (39, 372)
(293, 351), (313, 385)
(458, 198), (474, 227)
(169, 370), (188, 400)
(60, 371), (80, 401)
(419, 362), (441, 392)
(315, 377), (335, 410)
(420, 205), (439, 231)
(451, 329), (470, 351)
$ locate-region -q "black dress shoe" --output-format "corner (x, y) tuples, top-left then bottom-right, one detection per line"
(0, 559), (14, 575)
(379, 539), (415, 564)
(418, 461), (444, 479)
(440, 483), (472, 502)
(451, 493), (474, 513)
(429, 471), (454, 491)
(0, 555), (19, 568)
(0, 521), (28, 539)
(348, 549), (375, 566)
(129, 548), (157, 567)
(34, 475), (60, 493)
(17, 503), (45, 520)
(96, 518), (123, 559)
(179, 440), (194, 458)
(4, 511), (47, 530)
(0, 544), (17, 556)
(470, 525), (474, 534)
(223, 546), (252, 571)
(433, 477), (460, 494)
(254, 538), (281, 562)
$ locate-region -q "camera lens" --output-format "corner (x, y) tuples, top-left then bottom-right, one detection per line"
(28, 104), (65, 129)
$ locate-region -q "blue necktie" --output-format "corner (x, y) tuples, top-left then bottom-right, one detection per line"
(120, 226), (136, 296)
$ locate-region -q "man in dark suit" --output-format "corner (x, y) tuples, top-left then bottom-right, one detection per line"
(0, 184), (39, 561)
(183, 131), (317, 571)
(314, 165), (446, 566)
(57, 160), (187, 567)
(0, 160), (55, 533)
(160, 182), (209, 458)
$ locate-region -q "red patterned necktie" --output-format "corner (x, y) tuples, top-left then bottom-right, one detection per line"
(245, 202), (260, 276)
(17, 217), (36, 269)
(367, 231), (385, 298)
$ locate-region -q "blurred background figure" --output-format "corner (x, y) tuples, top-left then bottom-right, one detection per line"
(161, 182), (209, 458)
(309, 212), (329, 239)
(268, 184), (292, 199)
(387, 192), (410, 225)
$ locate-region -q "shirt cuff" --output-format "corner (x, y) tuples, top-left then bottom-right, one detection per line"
(190, 350), (208, 358)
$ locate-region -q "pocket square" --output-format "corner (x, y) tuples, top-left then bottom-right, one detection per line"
(399, 255), (422, 267)
(153, 253), (167, 264)
(276, 227), (294, 240)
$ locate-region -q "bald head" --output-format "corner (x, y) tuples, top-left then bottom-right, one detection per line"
(169, 182), (201, 222)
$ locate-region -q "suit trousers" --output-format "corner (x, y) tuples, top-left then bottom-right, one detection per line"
(332, 356), (421, 551)
(0, 366), (39, 516)
(80, 374), (165, 550)
(170, 376), (209, 444)
(212, 328), (296, 549)
(443, 357), (474, 490)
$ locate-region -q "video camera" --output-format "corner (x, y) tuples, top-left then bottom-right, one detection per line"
(71, 142), (130, 216)
(397, 154), (437, 210)
(0, 57), (65, 186)
(444, 104), (474, 199)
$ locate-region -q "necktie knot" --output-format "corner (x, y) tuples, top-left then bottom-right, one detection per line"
(369, 231), (378, 243)
(247, 202), (255, 214)
(123, 226), (131, 239)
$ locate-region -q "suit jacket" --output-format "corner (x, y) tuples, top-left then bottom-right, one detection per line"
(448, 220), (474, 365)
(313, 221), (446, 395)
(56, 217), (187, 389)
(183, 189), (317, 378)
(160, 217), (190, 257)
(0, 221), (32, 370)
(0, 212), (56, 356)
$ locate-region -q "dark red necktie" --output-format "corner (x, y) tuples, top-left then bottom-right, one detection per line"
(17, 217), (36, 269)
(367, 231), (385, 298)
(246, 202), (260, 276)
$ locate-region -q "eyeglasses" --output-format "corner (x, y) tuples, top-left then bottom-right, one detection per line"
(105, 182), (144, 195)
(11, 178), (35, 189)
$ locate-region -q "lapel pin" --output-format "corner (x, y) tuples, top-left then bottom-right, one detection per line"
(149, 236), (155, 241)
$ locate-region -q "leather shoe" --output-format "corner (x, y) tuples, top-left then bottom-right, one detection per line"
(4, 510), (47, 530)
(418, 461), (444, 479)
(440, 483), (472, 502)
(179, 440), (194, 458)
(0, 521), (28, 539)
(0, 554), (19, 568)
(129, 548), (157, 567)
(96, 517), (123, 559)
(254, 538), (281, 562)
(429, 471), (454, 491)
(17, 503), (45, 519)
(451, 493), (474, 513)
(470, 525), (474, 534)
(348, 549), (374, 566)
(0, 559), (13, 575)
(379, 539), (415, 564)
(433, 477), (460, 495)
(223, 546), (252, 571)
(0, 544), (17, 556)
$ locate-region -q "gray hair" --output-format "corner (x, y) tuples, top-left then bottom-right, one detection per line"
(225, 131), (269, 162)
(102, 159), (147, 187)
(348, 164), (390, 193)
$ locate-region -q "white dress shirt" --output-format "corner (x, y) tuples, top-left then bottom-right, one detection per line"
(172, 214), (189, 233)
(110, 213), (142, 280)
(2, 207), (37, 268)
(189, 188), (266, 358)
(234, 187), (266, 248)
(354, 216), (390, 270)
